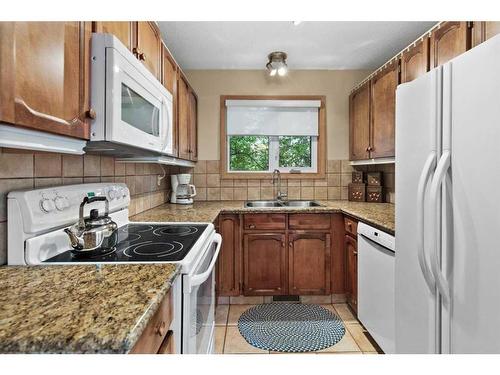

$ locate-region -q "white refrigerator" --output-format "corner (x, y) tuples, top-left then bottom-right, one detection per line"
(395, 34), (500, 353)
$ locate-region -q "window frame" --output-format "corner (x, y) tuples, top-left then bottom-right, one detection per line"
(220, 95), (326, 180)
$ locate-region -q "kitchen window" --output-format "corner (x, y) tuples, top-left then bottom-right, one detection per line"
(221, 96), (326, 178)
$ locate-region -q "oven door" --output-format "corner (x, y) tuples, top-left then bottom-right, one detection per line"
(182, 234), (222, 354)
(105, 47), (173, 155)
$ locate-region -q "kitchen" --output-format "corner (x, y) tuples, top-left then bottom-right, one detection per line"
(0, 0), (499, 372)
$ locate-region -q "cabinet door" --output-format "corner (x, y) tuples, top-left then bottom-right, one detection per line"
(188, 90), (198, 161)
(472, 21), (500, 47)
(401, 37), (429, 83)
(177, 76), (191, 160)
(345, 235), (358, 314)
(370, 60), (398, 158)
(289, 232), (331, 295)
(135, 22), (162, 80)
(93, 21), (133, 50)
(0, 22), (91, 139)
(430, 21), (469, 69)
(243, 233), (287, 296)
(217, 215), (241, 296)
(349, 82), (371, 160)
(162, 47), (178, 156)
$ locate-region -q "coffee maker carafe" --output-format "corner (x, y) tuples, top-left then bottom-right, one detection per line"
(170, 174), (196, 204)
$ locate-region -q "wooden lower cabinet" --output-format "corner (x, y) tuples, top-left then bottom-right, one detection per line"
(288, 232), (331, 295)
(243, 233), (287, 296)
(216, 214), (241, 296)
(345, 234), (358, 314)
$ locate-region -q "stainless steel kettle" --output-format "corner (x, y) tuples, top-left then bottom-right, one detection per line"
(64, 196), (118, 255)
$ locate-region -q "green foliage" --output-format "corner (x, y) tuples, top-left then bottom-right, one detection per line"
(279, 136), (311, 168)
(229, 136), (269, 171)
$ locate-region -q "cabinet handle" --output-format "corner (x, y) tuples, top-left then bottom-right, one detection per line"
(86, 108), (96, 119)
(139, 52), (146, 61)
(353, 251), (358, 256)
(289, 241), (293, 248)
(155, 321), (166, 336)
(248, 224), (256, 229)
(132, 47), (140, 57)
(281, 241), (285, 247)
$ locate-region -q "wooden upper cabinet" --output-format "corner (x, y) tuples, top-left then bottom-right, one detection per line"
(401, 37), (430, 83)
(135, 22), (162, 80)
(243, 233), (287, 296)
(430, 22), (470, 69)
(349, 82), (371, 160)
(162, 46), (178, 156)
(93, 21), (133, 50)
(217, 214), (241, 296)
(188, 90), (198, 161)
(177, 76), (190, 160)
(472, 21), (500, 47)
(0, 22), (91, 139)
(289, 232), (331, 295)
(370, 60), (398, 159)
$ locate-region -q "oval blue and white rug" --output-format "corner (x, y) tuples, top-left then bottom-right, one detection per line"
(237, 303), (345, 352)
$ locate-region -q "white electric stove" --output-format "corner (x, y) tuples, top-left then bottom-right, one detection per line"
(7, 183), (221, 354)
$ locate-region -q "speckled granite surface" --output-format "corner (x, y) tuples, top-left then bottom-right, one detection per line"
(131, 200), (395, 235)
(0, 264), (179, 353)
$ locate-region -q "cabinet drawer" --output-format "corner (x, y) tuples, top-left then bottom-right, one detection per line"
(243, 214), (286, 230)
(344, 217), (358, 237)
(130, 291), (172, 354)
(289, 214), (331, 230)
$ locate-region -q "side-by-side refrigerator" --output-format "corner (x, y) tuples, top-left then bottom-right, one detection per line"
(395, 34), (500, 353)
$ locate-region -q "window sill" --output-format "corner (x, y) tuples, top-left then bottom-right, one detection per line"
(220, 171), (326, 180)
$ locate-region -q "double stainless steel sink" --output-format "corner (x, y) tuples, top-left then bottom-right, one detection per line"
(244, 200), (322, 208)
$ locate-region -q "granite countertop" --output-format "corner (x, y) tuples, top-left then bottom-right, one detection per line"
(132, 200), (395, 235)
(0, 264), (179, 353)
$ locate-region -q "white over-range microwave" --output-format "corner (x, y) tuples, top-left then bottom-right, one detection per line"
(87, 33), (173, 156)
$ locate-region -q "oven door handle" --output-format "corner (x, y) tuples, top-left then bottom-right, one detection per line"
(185, 234), (222, 293)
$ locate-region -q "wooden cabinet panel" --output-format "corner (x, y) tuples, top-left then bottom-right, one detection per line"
(93, 21), (133, 50)
(135, 22), (162, 80)
(188, 90), (198, 161)
(289, 232), (331, 295)
(177, 76), (190, 160)
(370, 61), (398, 158)
(472, 21), (500, 47)
(217, 214), (241, 296)
(130, 291), (172, 354)
(0, 22), (91, 139)
(243, 233), (287, 295)
(288, 214), (330, 230)
(331, 214), (346, 294)
(401, 37), (429, 83)
(344, 217), (358, 238)
(349, 82), (371, 160)
(430, 22), (469, 69)
(345, 234), (358, 314)
(243, 213), (286, 231)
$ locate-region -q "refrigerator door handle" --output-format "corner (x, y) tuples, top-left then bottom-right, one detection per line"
(429, 150), (451, 304)
(416, 151), (437, 292)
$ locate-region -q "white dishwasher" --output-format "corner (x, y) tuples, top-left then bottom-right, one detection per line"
(357, 222), (395, 354)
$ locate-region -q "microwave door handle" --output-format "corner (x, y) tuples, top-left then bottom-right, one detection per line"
(416, 151), (437, 292)
(185, 234), (222, 293)
(429, 150), (451, 305)
(160, 98), (170, 150)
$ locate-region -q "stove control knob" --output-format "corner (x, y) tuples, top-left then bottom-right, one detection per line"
(121, 188), (128, 198)
(54, 196), (66, 211)
(40, 198), (55, 213)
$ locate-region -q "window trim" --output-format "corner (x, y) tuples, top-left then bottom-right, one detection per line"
(220, 95), (326, 180)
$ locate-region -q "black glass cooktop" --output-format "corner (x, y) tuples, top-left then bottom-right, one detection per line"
(44, 223), (208, 263)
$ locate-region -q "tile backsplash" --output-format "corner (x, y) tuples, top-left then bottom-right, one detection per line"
(0, 147), (185, 265)
(192, 160), (395, 204)
(0, 149), (395, 265)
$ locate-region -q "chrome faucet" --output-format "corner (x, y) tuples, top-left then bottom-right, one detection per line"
(272, 169), (287, 201)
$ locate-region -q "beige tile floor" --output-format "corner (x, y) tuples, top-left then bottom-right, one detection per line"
(214, 303), (382, 354)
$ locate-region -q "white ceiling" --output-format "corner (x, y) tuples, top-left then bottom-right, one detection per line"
(158, 21), (437, 70)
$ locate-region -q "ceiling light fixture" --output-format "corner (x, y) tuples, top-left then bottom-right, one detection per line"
(266, 51), (288, 77)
